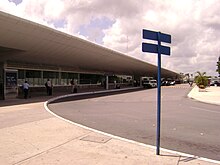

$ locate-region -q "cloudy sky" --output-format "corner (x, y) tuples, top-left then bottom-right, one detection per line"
(1, 0), (220, 76)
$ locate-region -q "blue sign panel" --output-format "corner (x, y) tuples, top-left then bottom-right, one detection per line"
(142, 43), (170, 55)
(160, 33), (171, 44)
(143, 29), (171, 43)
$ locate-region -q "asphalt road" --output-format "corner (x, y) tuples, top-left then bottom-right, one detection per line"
(48, 85), (220, 161)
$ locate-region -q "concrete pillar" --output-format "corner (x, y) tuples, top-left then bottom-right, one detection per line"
(77, 73), (80, 84)
(132, 75), (135, 86)
(41, 70), (43, 85)
(58, 68), (61, 85)
(140, 77), (143, 87)
(133, 75), (141, 87)
(106, 75), (109, 90)
(0, 62), (5, 100)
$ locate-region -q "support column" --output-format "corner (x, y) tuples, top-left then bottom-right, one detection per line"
(140, 77), (143, 87)
(41, 70), (43, 85)
(77, 73), (80, 84)
(106, 75), (109, 90)
(134, 75), (141, 87)
(58, 68), (61, 85)
(132, 75), (134, 86)
(0, 62), (5, 100)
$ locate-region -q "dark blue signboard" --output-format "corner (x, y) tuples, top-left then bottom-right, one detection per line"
(143, 29), (171, 43)
(142, 29), (171, 155)
(142, 43), (170, 55)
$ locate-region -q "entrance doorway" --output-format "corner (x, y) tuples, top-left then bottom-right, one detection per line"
(5, 69), (18, 99)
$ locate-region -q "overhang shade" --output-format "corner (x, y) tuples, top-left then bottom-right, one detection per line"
(0, 11), (178, 78)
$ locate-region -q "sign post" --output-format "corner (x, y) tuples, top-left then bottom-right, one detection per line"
(142, 29), (171, 155)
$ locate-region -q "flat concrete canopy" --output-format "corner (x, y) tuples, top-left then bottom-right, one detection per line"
(0, 11), (178, 77)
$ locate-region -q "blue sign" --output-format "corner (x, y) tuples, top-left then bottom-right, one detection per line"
(142, 43), (170, 55)
(143, 29), (171, 43)
(142, 29), (171, 156)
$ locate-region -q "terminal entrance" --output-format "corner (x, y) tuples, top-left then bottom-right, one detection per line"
(5, 69), (18, 99)
(1, 66), (141, 100)
(0, 64), (4, 100)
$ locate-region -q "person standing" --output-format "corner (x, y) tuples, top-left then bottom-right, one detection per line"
(45, 79), (53, 96)
(70, 79), (74, 93)
(114, 80), (117, 89)
(73, 79), (78, 93)
(22, 80), (30, 99)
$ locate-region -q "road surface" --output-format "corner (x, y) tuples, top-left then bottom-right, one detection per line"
(49, 85), (220, 161)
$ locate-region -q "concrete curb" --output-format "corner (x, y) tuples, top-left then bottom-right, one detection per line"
(188, 86), (220, 106)
(45, 88), (220, 165)
(187, 85), (199, 101)
(47, 87), (141, 103)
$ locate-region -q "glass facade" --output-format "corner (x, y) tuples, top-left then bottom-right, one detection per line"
(43, 71), (59, 85)
(17, 69), (103, 86)
(17, 69), (25, 86)
(80, 73), (103, 84)
(61, 72), (78, 85)
(26, 70), (41, 86)
(18, 69), (42, 86)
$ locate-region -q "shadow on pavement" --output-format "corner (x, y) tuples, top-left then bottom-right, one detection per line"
(49, 88), (144, 104)
(0, 87), (144, 107)
(0, 96), (54, 107)
(160, 154), (198, 164)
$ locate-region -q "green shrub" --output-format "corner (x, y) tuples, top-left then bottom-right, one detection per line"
(195, 72), (208, 89)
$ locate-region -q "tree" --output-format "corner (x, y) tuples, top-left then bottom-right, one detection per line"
(217, 56), (220, 76)
(195, 71), (208, 89)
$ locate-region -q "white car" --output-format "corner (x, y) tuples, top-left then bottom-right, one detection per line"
(149, 80), (157, 88)
(143, 80), (157, 88)
(169, 80), (176, 85)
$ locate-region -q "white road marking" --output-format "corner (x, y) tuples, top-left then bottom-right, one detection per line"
(190, 106), (220, 114)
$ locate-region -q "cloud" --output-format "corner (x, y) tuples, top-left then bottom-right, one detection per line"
(9, 0), (22, 5)
(101, 0), (220, 76)
(0, 0), (220, 76)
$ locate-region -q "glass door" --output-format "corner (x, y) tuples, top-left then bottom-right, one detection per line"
(5, 69), (18, 99)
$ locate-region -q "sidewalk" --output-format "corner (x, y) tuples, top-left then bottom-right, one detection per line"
(0, 88), (219, 165)
(188, 85), (220, 105)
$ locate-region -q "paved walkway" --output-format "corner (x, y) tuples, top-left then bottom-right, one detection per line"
(188, 85), (220, 105)
(0, 85), (219, 165)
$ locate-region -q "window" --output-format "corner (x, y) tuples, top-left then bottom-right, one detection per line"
(80, 73), (103, 84)
(61, 72), (78, 85)
(25, 70), (41, 86)
(18, 69), (25, 86)
(43, 71), (59, 85)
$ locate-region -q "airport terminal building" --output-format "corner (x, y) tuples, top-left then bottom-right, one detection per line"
(0, 11), (179, 100)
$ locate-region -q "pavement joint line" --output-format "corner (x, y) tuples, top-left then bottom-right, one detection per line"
(80, 135), (112, 143)
(12, 132), (92, 165)
(44, 91), (220, 165)
(188, 95), (220, 106)
(190, 106), (220, 114)
(177, 155), (182, 165)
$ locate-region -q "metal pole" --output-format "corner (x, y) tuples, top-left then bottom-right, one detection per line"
(156, 32), (161, 155)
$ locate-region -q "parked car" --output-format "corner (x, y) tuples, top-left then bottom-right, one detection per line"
(161, 80), (170, 86)
(161, 81), (167, 86)
(210, 81), (220, 86)
(149, 80), (157, 88)
(142, 80), (157, 88)
(161, 79), (175, 86)
(169, 80), (176, 85)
